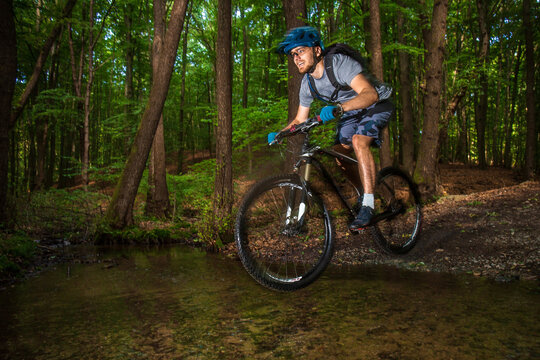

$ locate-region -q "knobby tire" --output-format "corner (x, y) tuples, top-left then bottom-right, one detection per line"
(235, 174), (334, 291)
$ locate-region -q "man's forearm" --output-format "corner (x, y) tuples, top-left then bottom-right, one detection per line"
(342, 88), (378, 112)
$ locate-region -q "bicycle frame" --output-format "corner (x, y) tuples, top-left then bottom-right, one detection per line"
(292, 131), (362, 218)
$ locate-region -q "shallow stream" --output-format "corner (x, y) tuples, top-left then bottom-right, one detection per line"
(0, 245), (538, 359)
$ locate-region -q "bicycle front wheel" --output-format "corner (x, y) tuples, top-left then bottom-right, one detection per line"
(235, 174), (334, 291)
(371, 167), (422, 254)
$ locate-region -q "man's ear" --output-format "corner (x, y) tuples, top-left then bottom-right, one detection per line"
(315, 46), (322, 57)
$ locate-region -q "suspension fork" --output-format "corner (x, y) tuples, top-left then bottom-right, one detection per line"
(284, 159), (312, 227)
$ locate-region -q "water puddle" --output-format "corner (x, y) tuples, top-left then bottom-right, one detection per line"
(0, 245), (538, 359)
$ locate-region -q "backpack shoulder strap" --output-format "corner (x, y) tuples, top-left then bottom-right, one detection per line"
(307, 73), (332, 104)
(324, 52), (352, 94)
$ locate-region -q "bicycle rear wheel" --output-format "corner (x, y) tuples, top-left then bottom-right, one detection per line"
(371, 167), (422, 254)
(235, 174), (333, 291)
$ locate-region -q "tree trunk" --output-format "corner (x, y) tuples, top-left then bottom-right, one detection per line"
(146, 116), (170, 217)
(396, 4), (414, 175)
(282, 0), (307, 169)
(124, 3), (134, 156)
(241, 11), (253, 173)
(214, 0), (234, 243)
(523, 0), (536, 178)
(414, 0), (449, 195)
(35, 113), (48, 190)
(145, 0), (171, 218)
(106, 0), (189, 228)
(368, 0), (392, 168)
(0, 0), (17, 226)
(177, 3), (192, 175)
(504, 44), (522, 168)
(455, 104), (469, 164)
(82, 0), (95, 189)
(475, 0), (489, 168)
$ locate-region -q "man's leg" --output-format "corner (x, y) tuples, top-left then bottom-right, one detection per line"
(349, 134), (376, 229)
(351, 134), (376, 194)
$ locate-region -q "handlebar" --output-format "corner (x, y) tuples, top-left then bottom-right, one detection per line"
(269, 115), (323, 146)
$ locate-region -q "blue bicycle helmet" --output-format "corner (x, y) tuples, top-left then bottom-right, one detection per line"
(277, 26), (325, 54)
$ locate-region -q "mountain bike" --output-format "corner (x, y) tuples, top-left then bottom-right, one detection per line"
(234, 116), (422, 291)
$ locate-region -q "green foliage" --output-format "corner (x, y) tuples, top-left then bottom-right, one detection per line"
(167, 158), (229, 248)
(193, 196), (235, 250)
(467, 201), (484, 207)
(232, 97), (288, 151)
(88, 161), (125, 185)
(97, 227), (187, 244)
(0, 232), (36, 276)
(167, 159), (216, 215)
(16, 189), (108, 241)
(167, 158), (237, 249)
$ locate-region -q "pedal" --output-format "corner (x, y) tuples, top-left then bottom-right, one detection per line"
(349, 225), (367, 233)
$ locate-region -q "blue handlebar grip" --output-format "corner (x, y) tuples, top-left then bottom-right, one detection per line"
(268, 132), (279, 144)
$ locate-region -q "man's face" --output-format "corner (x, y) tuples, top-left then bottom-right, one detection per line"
(289, 46), (316, 74)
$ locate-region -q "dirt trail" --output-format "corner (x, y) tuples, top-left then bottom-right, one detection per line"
(331, 165), (540, 281)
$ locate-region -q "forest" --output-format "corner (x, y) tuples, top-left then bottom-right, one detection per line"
(0, 0), (538, 273)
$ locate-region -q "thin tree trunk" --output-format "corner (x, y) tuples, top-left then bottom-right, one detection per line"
(504, 44), (521, 168)
(397, 4), (414, 175)
(414, 0), (449, 195)
(10, 129), (17, 195)
(368, 0), (391, 168)
(455, 104), (468, 164)
(282, 0), (307, 169)
(66, 23), (84, 188)
(28, 118), (37, 191)
(106, 0), (189, 228)
(82, 0), (95, 189)
(124, 3), (134, 156)
(523, 0), (536, 178)
(475, 0), (489, 168)
(241, 11), (253, 173)
(214, 0), (234, 243)
(146, 116), (170, 217)
(177, 3), (192, 175)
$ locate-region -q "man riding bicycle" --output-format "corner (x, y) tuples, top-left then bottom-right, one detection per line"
(272, 26), (394, 230)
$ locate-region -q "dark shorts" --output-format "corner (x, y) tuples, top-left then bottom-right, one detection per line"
(335, 100), (394, 147)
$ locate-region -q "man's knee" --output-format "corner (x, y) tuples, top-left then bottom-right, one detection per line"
(352, 134), (373, 150)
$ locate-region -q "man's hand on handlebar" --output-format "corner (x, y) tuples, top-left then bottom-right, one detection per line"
(267, 132), (279, 145)
(268, 111), (339, 146)
(319, 103), (344, 123)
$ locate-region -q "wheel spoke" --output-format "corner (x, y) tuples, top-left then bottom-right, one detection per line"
(372, 168), (422, 254)
(235, 175), (333, 291)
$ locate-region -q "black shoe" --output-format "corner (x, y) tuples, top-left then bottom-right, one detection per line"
(349, 206), (374, 230)
(352, 195), (363, 213)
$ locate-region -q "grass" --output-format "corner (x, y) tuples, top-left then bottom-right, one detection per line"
(0, 232), (36, 277)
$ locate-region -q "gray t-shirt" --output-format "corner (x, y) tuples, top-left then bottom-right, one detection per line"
(299, 53), (364, 108)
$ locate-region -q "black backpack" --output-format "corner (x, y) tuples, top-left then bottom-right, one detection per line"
(307, 43), (392, 104)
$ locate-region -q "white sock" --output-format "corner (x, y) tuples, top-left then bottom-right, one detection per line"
(362, 193), (374, 209)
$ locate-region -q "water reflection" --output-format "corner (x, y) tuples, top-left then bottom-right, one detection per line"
(0, 245), (538, 359)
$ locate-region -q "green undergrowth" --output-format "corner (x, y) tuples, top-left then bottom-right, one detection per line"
(95, 226), (196, 245)
(1, 156), (253, 280)
(7, 158), (227, 246)
(0, 232), (36, 278)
